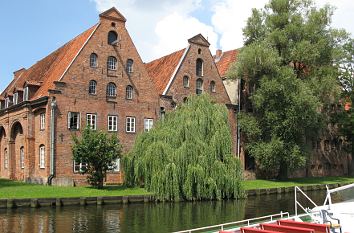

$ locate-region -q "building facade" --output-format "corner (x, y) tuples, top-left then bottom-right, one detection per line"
(0, 8), (160, 185)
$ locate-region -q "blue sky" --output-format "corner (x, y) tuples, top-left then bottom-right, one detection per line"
(1, 0), (353, 93)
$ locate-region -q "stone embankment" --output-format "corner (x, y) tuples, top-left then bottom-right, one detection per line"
(0, 182), (351, 209)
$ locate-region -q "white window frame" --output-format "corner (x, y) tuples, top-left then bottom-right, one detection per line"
(40, 113), (45, 130)
(13, 93), (18, 105)
(196, 59), (204, 77)
(86, 113), (97, 130)
(126, 59), (133, 73)
(68, 112), (80, 130)
(23, 87), (29, 101)
(89, 80), (97, 95)
(126, 117), (136, 133)
(112, 158), (120, 172)
(5, 97), (10, 108)
(20, 147), (25, 169)
(107, 83), (117, 97)
(126, 85), (133, 100)
(90, 53), (98, 68)
(183, 76), (190, 88)
(4, 149), (8, 169)
(210, 81), (216, 93)
(144, 118), (153, 132)
(108, 115), (118, 132)
(73, 161), (88, 173)
(107, 56), (117, 70)
(39, 145), (45, 169)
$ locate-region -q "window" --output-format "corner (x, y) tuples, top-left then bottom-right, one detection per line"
(106, 83), (117, 97)
(4, 148), (8, 169)
(23, 87), (29, 101)
(144, 119), (153, 132)
(87, 114), (97, 130)
(183, 76), (189, 88)
(196, 58), (204, 76)
(13, 93), (18, 105)
(196, 78), (203, 95)
(108, 115), (118, 132)
(20, 147), (25, 169)
(126, 59), (133, 74)
(40, 113), (45, 130)
(89, 80), (97, 95)
(210, 81), (216, 93)
(68, 112), (80, 130)
(198, 48), (202, 54)
(126, 117), (136, 133)
(90, 53), (98, 68)
(39, 145), (45, 169)
(108, 31), (118, 45)
(107, 56), (117, 70)
(112, 158), (120, 172)
(126, 85), (133, 100)
(74, 161), (88, 173)
(5, 97), (10, 108)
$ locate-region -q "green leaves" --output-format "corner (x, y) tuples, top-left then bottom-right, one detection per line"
(123, 95), (244, 201)
(72, 127), (122, 189)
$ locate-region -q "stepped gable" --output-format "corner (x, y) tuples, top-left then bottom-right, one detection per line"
(0, 24), (98, 100)
(216, 49), (239, 78)
(145, 49), (186, 95)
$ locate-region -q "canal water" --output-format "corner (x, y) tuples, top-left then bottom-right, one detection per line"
(0, 190), (326, 233)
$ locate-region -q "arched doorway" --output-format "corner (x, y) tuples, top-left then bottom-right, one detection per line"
(10, 121), (24, 180)
(0, 126), (6, 176)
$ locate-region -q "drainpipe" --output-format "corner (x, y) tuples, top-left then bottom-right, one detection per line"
(237, 79), (241, 158)
(47, 97), (57, 185)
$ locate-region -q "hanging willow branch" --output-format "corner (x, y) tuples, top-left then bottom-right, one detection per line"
(123, 94), (244, 201)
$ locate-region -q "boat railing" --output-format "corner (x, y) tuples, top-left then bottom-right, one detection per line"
(172, 211), (290, 233)
(294, 186), (318, 216)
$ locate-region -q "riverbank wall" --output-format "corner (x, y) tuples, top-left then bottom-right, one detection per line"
(0, 182), (352, 209)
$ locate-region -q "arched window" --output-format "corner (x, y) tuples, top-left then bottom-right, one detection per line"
(108, 31), (118, 45)
(107, 83), (117, 97)
(196, 58), (203, 76)
(107, 56), (117, 70)
(89, 80), (97, 95)
(209, 81), (216, 93)
(183, 76), (189, 88)
(126, 85), (133, 100)
(20, 147), (24, 169)
(126, 59), (134, 74)
(196, 78), (203, 95)
(90, 53), (98, 68)
(39, 145), (45, 169)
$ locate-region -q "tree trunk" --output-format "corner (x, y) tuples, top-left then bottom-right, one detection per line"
(277, 162), (288, 180)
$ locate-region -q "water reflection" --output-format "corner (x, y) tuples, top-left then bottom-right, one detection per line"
(0, 190), (327, 233)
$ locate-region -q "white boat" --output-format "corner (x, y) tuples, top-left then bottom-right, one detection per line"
(173, 183), (354, 233)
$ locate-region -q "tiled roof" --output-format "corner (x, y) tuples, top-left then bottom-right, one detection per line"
(145, 49), (186, 95)
(0, 24), (98, 100)
(216, 49), (239, 78)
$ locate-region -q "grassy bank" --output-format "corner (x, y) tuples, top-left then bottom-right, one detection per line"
(1, 176), (353, 199)
(242, 176), (354, 190)
(0, 179), (150, 199)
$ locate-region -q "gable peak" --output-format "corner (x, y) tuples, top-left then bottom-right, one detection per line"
(99, 7), (127, 22)
(188, 34), (210, 47)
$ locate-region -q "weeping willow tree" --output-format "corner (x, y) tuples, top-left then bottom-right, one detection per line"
(124, 95), (243, 201)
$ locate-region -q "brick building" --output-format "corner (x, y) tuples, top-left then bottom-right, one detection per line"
(146, 35), (239, 156)
(0, 8), (160, 185)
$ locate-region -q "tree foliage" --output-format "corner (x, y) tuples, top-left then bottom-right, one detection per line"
(72, 127), (122, 189)
(123, 95), (243, 201)
(230, 0), (349, 179)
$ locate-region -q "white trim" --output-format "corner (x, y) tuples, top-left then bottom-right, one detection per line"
(59, 24), (100, 81)
(162, 45), (190, 95)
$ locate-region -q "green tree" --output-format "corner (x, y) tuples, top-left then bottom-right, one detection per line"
(123, 95), (243, 201)
(231, 0), (347, 179)
(72, 127), (122, 189)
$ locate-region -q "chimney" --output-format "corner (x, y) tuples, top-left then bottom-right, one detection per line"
(215, 49), (223, 62)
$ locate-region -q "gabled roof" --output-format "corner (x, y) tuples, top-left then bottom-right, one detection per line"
(0, 24), (98, 100)
(145, 48), (187, 95)
(99, 7), (127, 22)
(215, 49), (239, 78)
(188, 34), (210, 47)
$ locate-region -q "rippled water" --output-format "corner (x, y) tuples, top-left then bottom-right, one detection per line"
(0, 190), (326, 233)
